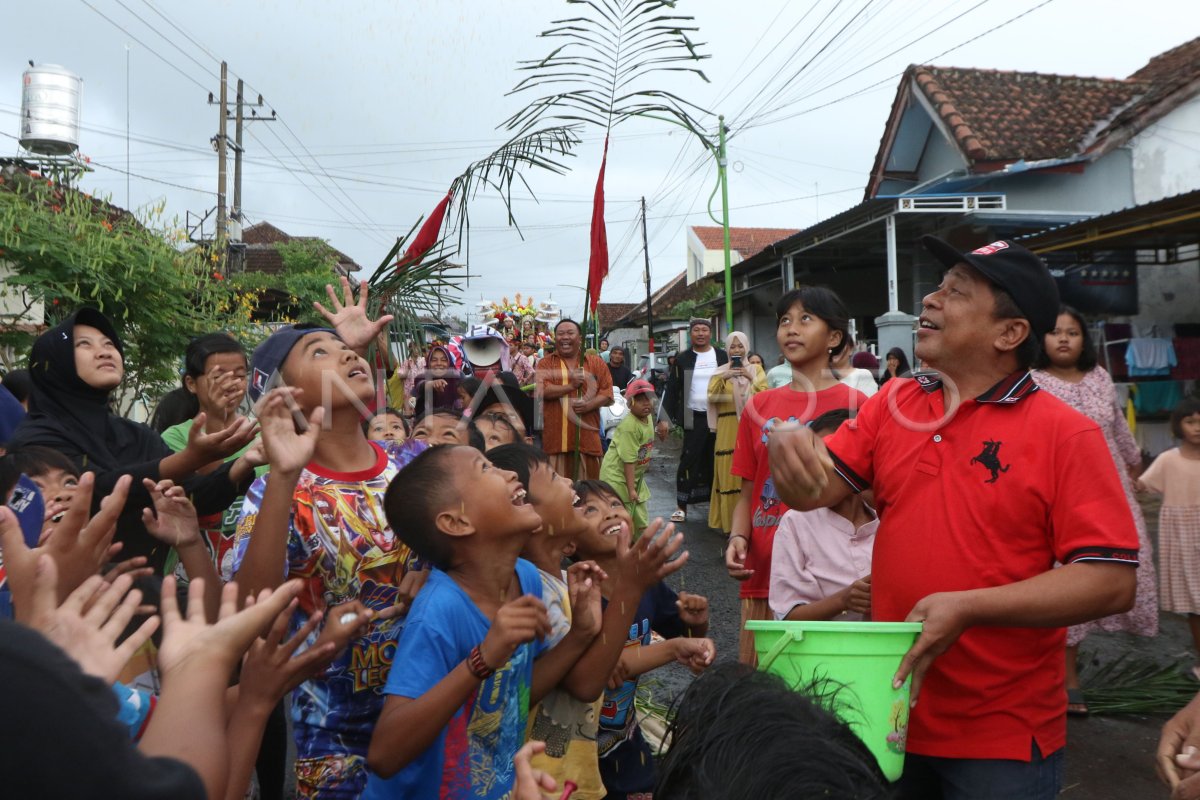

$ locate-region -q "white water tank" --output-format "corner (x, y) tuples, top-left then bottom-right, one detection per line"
(19, 64), (82, 156)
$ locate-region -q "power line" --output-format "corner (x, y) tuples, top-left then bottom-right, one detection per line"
(77, 0), (212, 93)
(110, 0), (221, 81)
(740, 0), (1057, 131)
(137, 0), (221, 63)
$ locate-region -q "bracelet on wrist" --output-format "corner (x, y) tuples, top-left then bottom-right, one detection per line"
(728, 534), (749, 543)
(468, 644), (495, 680)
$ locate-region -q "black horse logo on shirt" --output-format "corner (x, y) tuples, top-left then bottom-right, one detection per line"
(970, 440), (1010, 483)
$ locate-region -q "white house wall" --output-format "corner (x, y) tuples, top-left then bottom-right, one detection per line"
(1131, 95), (1200, 206)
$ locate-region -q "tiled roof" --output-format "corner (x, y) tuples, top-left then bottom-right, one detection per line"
(690, 226), (800, 258)
(238, 221), (362, 274)
(911, 66), (1143, 162)
(594, 302), (637, 331)
(1092, 36), (1200, 155)
(616, 270), (709, 324)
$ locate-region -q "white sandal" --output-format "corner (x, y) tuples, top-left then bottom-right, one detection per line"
(670, 509), (686, 523)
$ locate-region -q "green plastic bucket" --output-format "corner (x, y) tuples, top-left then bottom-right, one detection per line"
(746, 619), (923, 782)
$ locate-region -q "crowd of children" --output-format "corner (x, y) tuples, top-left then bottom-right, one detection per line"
(4, 242), (1200, 799)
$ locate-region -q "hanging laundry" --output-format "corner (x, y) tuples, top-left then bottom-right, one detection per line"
(1132, 380), (1183, 415)
(1126, 337), (1177, 377)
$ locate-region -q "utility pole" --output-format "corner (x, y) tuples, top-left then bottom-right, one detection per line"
(640, 196), (654, 354)
(214, 61), (228, 250)
(717, 114), (733, 333)
(232, 78), (244, 228)
(207, 68), (273, 273)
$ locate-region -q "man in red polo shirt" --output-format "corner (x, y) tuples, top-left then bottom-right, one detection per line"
(767, 236), (1138, 798)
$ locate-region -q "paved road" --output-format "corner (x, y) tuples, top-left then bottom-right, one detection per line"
(644, 435), (1185, 798)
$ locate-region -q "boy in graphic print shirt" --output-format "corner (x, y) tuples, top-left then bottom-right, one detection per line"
(229, 280), (431, 798)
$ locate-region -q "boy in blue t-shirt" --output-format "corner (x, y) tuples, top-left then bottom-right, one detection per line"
(364, 445), (602, 799)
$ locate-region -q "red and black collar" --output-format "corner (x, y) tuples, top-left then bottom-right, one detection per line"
(913, 371), (1039, 404)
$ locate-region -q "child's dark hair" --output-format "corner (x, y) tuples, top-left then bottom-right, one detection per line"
(656, 663), (887, 799)
(809, 408), (854, 435)
(383, 445), (462, 570)
(574, 479), (620, 505)
(776, 286), (852, 357)
(364, 407), (408, 435)
(1170, 396), (1200, 439)
(1032, 305), (1097, 372)
(414, 406), (463, 426)
(487, 443), (550, 496)
(2, 369), (32, 404)
(149, 387), (199, 433)
(1, 446), (81, 480)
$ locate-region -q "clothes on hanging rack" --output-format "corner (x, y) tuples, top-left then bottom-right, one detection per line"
(1127, 338), (1177, 377)
(1130, 381), (1184, 415)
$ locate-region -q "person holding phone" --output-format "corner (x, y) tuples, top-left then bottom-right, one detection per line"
(706, 332), (767, 534)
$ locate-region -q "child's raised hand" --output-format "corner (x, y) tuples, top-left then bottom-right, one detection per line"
(238, 598), (336, 707)
(156, 576), (304, 683)
(311, 599), (403, 662)
(26, 554), (159, 684)
(141, 479), (202, 548)
(255, 387), (324, 475)
(673, 637), (716, 674)
(185, 412), (259, 464)
(566, 560), (606, 639)
(479, 595), (551, 672)
(617, 517), (688, 592)
(1, 473), (131, 615)
(846, 575), (872, 617)
(676, 591), (709, 630)
(313, 276), (394, 355)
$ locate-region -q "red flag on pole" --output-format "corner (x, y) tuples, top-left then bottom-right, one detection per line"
(586, 136), (610, 312)
(395, 190), (452, 273)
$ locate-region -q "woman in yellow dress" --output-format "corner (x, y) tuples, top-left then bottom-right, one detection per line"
(707, 331), (767, 534)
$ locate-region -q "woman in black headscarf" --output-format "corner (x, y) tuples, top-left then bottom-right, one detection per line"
(9, 309), (259, 570)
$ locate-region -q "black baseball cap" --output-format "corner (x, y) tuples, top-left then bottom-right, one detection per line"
(921, 236), (1060, 337)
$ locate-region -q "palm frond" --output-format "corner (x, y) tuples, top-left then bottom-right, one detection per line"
(504, 0), (712, 137)
(447, 124), (582, 255)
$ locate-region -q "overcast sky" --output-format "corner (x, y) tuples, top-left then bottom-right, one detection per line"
(3, 0), (1194, 325)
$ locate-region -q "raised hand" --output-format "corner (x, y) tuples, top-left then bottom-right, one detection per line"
(614, 517), (688, 594)
(1, 473), (131, 615)
(255, 387), (324, 475)
(313, 276), (394, 355)
(566, 560), (606, 638)
(156, 576), (304, 682)
(185, 412), (259, 465)
(479, 595), (551, 671)
(766, 421), (836, 507)
(141, 479), (202, 548)
(26, 554), (159, 684)
(237, 598), (335, 707)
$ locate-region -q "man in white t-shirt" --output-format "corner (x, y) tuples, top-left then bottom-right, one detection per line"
(656, 318), (728, 522)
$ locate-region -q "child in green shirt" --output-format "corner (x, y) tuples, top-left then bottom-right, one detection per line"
(599, 379), (656, 536)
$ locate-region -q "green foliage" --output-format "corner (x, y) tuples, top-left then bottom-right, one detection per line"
(0, 171), (255, 414)
(227, 238), (345, 325)
(667, 282), (721, 319)
(1078, 650), (1200, 715)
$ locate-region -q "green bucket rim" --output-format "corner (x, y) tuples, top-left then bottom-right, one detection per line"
(746, 620), (924, 635)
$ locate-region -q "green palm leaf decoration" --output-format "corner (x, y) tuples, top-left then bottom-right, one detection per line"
(502, 0), (712, 317)
(367, 124), (582, 348)
(503, 0), (712, 137)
